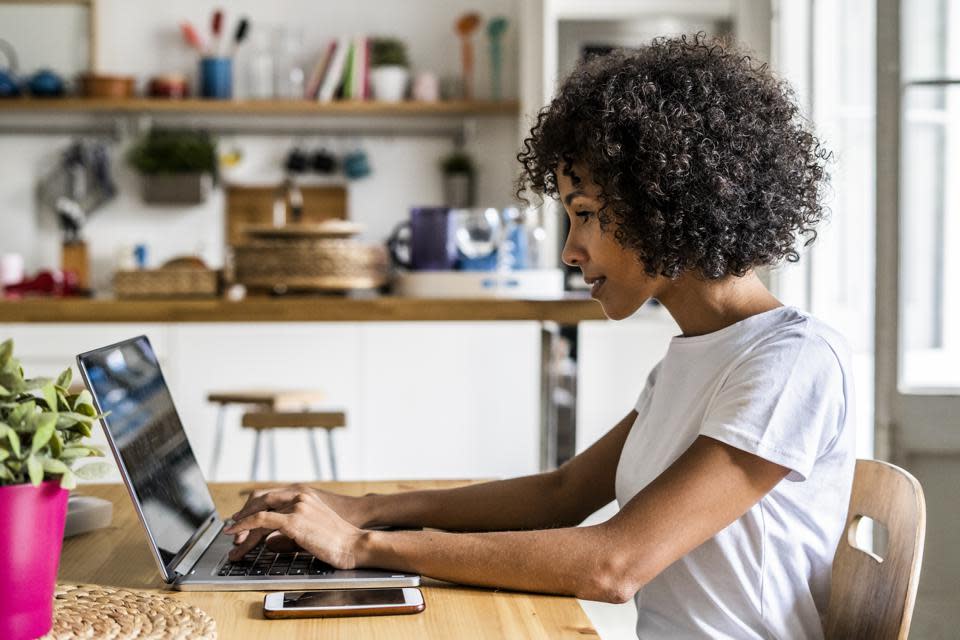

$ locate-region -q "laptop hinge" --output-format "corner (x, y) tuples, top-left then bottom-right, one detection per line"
(172, 517), (223, 578)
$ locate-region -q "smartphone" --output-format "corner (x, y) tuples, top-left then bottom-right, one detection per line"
(263, 588), (425, 619)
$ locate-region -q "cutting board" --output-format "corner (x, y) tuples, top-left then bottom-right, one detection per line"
(224, 183), (348, 248)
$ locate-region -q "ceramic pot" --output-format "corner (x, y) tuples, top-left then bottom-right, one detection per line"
(370, 66), (409, 102)
(0, 481), (69, 640)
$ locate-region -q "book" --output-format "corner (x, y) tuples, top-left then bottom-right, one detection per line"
(318, 36), (350, 102)
(351, 36), (368, 100)
(305, 39), (337, 99)
(342, 40), (355, 100)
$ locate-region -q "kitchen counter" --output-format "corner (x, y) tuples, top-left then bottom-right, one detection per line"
(0, 295), (605, 324)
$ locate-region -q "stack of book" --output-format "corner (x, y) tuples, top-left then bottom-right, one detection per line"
(304, 36), (371, 102)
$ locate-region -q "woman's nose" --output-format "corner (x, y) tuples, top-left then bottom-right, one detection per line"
(561, 231), (585, 267)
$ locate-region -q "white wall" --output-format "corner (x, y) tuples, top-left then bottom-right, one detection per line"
(0, 0), (523, 289)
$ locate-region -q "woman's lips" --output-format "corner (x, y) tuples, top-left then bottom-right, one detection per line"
(589, 277), (606, 297)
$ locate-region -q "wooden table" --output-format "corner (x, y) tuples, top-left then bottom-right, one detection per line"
(60, 481), (598, 639)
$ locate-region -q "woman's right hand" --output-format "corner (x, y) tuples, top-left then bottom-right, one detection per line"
(229, 484), (374, 546)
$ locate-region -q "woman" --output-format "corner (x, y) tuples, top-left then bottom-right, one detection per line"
(226, 33), (855, 638)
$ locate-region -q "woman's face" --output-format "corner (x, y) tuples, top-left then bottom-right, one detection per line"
(557, 164), (664, 320)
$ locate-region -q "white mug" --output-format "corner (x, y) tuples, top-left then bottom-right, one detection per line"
(0, 253), (24, 285)
(412, 72), (439, 102)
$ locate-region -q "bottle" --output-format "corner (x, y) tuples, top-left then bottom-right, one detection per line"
(247, 29), (274, 99)
(274, 26), (305, 99)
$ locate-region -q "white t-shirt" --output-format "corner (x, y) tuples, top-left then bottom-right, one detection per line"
(615, 306), (855, 639)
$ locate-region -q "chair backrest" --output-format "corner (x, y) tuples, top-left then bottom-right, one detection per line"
(825, 459), (926, 639)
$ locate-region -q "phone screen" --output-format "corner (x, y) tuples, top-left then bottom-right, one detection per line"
(283, 589), (406, 608)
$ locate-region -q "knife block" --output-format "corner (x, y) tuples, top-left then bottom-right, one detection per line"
(61, 241), (90, 293)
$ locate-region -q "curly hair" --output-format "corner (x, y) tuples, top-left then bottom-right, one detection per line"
(516, 33), (830, 279)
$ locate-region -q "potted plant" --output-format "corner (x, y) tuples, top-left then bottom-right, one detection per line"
(0, 339), (108, 640)
(369, 38), (410, 102)
(127, 128), (217, 204)
(440, 149), (475, 208)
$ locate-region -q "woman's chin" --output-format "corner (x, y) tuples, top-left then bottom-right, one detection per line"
(598, 297), (648, 321)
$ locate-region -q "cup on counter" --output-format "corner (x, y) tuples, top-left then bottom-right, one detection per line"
(199, 57), (232, 99)
(387, 207), (457, 271)
(0, 253), (24, 286)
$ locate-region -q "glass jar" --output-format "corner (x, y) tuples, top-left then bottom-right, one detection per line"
(246, 29), (274, 99)
(273, 27), (305, 99)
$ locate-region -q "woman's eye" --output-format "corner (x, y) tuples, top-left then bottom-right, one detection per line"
(575, 211), (593, 220)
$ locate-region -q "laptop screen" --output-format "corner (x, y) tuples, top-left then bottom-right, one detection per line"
(78, 336), (216, 569)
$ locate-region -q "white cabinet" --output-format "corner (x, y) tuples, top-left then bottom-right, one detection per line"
(2, 322), (542, 483)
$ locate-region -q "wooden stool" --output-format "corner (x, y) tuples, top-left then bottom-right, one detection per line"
(242, 410), (346, 481)
(206, 390), (327, 480)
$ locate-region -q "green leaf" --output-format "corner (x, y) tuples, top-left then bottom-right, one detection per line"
(0, 449), (8, 462)
(55, 367), (72, 390)
(30, 413), (57, 454)
(60, 445), (98, 460)
(41, 382), (57, 411)
(0, 383), (9, 396)
(49, 431), (63, 458)
(26, 455), (42, 486)
(73, 461), (112, 480)
(59, 469), (76, 490)
(73, 390), (96, 416)
(0, 339), (12, 368)
(0, 465), (13, 481)
(21, 377), (51, 393)
(72, 462), (116, 480)
(0, 424), (20, 458)
(40, 456), (69, 475)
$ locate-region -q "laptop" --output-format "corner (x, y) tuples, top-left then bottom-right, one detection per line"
(77, 335), (420, 591)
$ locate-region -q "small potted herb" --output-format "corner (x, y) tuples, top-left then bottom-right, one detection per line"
(370, 37), (410, 102)
(440, 149), (475, 208)
(127, 128), (217, 204)
(0, 339), (108, 640)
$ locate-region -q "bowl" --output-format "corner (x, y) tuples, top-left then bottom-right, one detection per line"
(77, 73), (135, 98)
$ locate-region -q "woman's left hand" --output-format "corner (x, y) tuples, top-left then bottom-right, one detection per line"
(224, 490), (365, 569)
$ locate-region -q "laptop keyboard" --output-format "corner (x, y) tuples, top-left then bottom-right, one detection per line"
(217, 543), (334, 577)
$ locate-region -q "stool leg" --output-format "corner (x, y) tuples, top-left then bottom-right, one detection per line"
(308, 428), (323, 480)
(251, 430), (262, 481)
(325, 429), (339, 481)
(268, 430), (278, 481)
(209, 405), (226, 481)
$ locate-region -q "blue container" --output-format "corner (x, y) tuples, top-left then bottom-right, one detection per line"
(199, 57), (232, 99)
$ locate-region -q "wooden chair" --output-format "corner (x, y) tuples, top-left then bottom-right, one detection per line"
(242, 410), (346, 481)
(825, 459), (926, 639)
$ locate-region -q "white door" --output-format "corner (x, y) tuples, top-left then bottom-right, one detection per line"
(877, 0), (960, 635)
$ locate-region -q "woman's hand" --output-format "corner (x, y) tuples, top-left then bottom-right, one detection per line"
(232, 484), (369, 529)
(224, 489), (366, 568)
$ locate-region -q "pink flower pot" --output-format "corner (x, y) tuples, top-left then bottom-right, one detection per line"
(0, 481), (69, 640)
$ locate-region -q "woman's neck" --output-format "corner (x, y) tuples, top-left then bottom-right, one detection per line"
(656, 271), (783, 337)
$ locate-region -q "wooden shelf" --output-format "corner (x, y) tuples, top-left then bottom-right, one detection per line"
(0, 98), (520, 117)
(0, 296), (605, 324)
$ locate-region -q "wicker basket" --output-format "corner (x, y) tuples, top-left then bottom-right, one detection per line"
(114, 267), (219, 298)
(233, 238), (388, 292)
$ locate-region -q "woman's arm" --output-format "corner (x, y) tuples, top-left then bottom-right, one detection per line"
(360, 409), (638, 531)
(228, 411), (637, 557)
(226, 435), (789, 603)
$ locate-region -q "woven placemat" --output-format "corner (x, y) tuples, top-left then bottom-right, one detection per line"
(40, 583), (217, 640)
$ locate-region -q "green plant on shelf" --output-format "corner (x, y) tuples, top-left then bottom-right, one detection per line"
(0, 339), (108, 489)
(371, 38), (410, 68)
(440, 149), (475, 175)
(126, 128), (218, 175)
